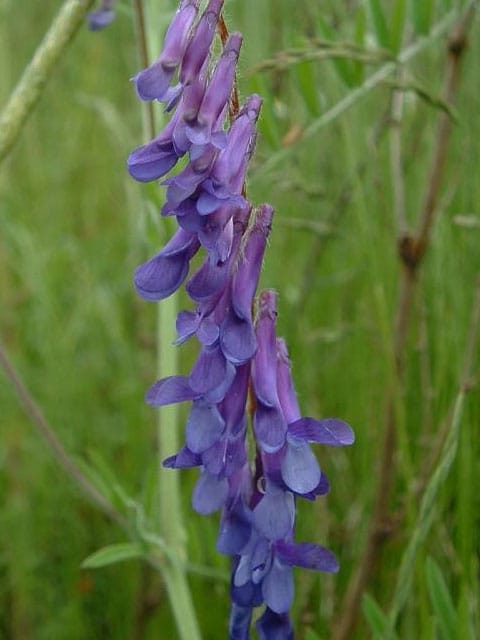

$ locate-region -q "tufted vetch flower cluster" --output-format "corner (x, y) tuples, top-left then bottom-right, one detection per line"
(129, 2), (354, 638)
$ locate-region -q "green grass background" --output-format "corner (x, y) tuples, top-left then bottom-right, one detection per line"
(1, 0), (479, 638)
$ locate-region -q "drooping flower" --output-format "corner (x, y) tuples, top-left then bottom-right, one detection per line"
(87, 0), (117, 31)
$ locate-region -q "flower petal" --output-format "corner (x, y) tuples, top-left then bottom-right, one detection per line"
(280, 441), (321, 495)
(146, 376), (198, 407)
(275, 541), (339, 574)
(254, 403), (287, 454)
(186, 400), (225, 453)
(262, 559), (294, 614)
(163, 446), (201, 469)
(192, 472), (229, 515)
(288, 417), (355, 447)
(256, 607), (294, 640)
(253, 484), (295, 541)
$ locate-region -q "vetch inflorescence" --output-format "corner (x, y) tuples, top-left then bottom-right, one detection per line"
(128, 1), (354, 637)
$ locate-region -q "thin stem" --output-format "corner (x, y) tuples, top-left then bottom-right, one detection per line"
(0, 342), (126, 528)
(334, 7), (474, 639)
(0, 0), (95, 163)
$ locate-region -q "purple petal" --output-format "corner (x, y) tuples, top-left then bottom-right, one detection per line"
(197, 317), (219, 345)
(275, 541), (339, 573)
(134, 62), (175, 102)
(253, 484), (295, 540)
(88, 9), (116, 31)
(175, 310), (201, 345)
(254, 403), (287, 454)
(192, 472), (229, 515)
(275, 338), (301, 424)
(187, 256), (230, 303)
(186, 33), (242, 145)
(253, 290), (279, 407)
(217, 504), (252, 555)
(146, 376), (198, 407)
(256, 607), (294, 640)
(220, 310), (257, 365)
(189, 344), (229, 395)
(134, 231), (199, 301)
(186, 400), (225, 453)
(262, 559), (294, 614)
(180, 0), (224, 84)
(288, 418), (355, 447)
(300, 472), (330, 501)
(229, 604), (253, 640)
(280, 441), (321, 495)
(163, 446), (201, 469)
(127, 141), (179, 182)
(231, 578), (263, 609)
(202, 359), (236, 403)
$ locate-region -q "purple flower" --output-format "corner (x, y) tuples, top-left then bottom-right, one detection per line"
(87, 0), (117, 31)
(134, 228), (200, 301)
(185, 33), (243, 146)
(134, 0), (201, 102)
(256, 608), (294, 640)
(232, 531), (338, 614)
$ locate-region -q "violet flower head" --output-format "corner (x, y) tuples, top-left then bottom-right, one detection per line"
(129, 1), (355, 637)
(88, 0), (117, 31)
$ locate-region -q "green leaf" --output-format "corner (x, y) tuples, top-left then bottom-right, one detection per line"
(295, 61), (321, 117)
(390, 0), (407, 53)
(368, 0), (390, 49)
(353, 5), (367, 85)
(362, 593), (396, 639)
(411, 0), (436, 35)
(425, 557), (458, 640)
(82, 543), (144, 569)
(304, 630), (322, 640)
(317, 18), (355, 87)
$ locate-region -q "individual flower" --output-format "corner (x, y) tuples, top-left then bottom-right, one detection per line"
(87, 0), (117, 31)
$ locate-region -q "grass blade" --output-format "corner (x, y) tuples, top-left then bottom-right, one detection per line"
(425, 557), (458, 640)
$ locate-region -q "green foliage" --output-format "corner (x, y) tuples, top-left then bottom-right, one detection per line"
(82, 543), (144, 569)
(1, 1), (479, 639)
(425, 557), (458, 640)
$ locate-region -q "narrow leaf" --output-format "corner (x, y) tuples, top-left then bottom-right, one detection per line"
(317, 18), (355, 87)
(295, 61), (321, 117)
(425, 557), (458, 640)
(390, 0), (407, 53)
(368, 0), (390, 49)
(82, 542), (143, 569)
(362, 594), (396, 639)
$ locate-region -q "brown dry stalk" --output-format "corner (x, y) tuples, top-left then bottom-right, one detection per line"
(333, 9), (474, 640)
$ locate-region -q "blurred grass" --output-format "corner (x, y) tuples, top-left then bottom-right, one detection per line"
(1, 0), (479, 638)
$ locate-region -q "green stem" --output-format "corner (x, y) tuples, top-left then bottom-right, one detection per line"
(156, 277), (201, 640)
(0, 0), (95, 163)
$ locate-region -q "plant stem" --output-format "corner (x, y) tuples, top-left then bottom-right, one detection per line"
(0, 0), (95, 163)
